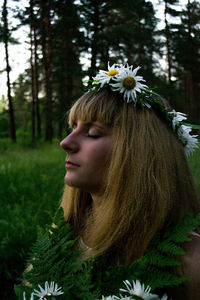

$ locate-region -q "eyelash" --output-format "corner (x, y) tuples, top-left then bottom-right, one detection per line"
(87, 134), (100, 139)
(68, 123), (101, 138)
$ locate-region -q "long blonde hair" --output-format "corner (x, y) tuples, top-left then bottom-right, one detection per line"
(61, 88), (199, 264)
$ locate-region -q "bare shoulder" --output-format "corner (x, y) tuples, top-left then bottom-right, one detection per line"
(179, 233), (200, 299)
(166, 233), (200, 299)
(181, 232), (200, 275)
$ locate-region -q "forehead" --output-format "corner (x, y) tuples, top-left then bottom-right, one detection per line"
(68, 92), (116, 127)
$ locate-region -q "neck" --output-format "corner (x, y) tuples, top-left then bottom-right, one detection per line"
(90, 192), (103, 216)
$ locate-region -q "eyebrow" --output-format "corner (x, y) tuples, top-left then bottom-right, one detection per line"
(69, 121), (110, 131)
(85, 122), (108, 130)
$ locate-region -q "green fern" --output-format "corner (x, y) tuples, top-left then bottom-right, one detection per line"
(97, 213), (200, 294)
(15, 210), (200, 299)
(15, 208), (97, 299)
(130, 213), (200, 290)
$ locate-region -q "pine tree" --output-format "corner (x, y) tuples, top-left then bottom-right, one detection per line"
(15, 0), (84, 140)
(2, 0), (17, 142)
(106, 0), (161, 86)
(171, 0), (200, 123)
(40, 0), (53, 142)
(51, 0), (84, 138)
(29, 0), (41, 140)
(12, 73), (30, 132)
(78, 0), (113, 79)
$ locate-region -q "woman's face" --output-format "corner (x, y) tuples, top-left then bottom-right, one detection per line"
(60, 120), (114, 195)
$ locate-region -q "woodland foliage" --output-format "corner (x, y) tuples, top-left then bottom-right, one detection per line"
(0, 0), (200, 142)
(15, 207), (200, 299)
(0, 1), (200, 299)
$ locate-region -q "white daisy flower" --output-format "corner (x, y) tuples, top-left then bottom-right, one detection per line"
(112, 296), (132, 300)
(100, 296), (120, 300)
(33, 281), (64, 299)
(119, 280), (156, 300)
(23, 292), (35, 300)
(168, 110), (187, 131)
(92, 62), (121, 88)
(110, 66), (148, 103)
(177, 125), (199, 156)
(160, 295), (169, 300)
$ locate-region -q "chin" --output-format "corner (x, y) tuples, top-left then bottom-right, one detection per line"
(64, 175), (81, 188)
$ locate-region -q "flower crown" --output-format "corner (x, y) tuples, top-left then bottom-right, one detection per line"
(87, 63), (199, 156)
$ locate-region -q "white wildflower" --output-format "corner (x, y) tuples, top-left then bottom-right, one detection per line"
(23, 292), (34, 300)
(119, 280), (156, 299)
(160, 295), (169, 300)
(177, 125), (199, 156)
(33, 281), (64, 299)
(112, 296), (132, 300)
(110, 65), (148, 103)
(168, 110), (187, 131)
(100, 296), (119, 300)
(93, 62), (121, 87)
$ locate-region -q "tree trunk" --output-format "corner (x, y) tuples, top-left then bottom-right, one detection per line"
(30, 0), (36, 141)
(33, 24), (41, 139)
(164, 0), (172, 104)
(40, 0), (53, 142)
(89, 1), (100, 80)
(186, 0), (195, 120)
(30, 0), (41, 140)
(3, 0), (16, 142)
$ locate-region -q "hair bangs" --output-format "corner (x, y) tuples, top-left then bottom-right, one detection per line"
(68, 88), (122, 127)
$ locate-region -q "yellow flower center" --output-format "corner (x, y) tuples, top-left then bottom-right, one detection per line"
(107, 69), (119, 76)
(123, 76), (136, 90)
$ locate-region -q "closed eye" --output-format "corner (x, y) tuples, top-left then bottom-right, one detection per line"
(87, 134), (101, 139)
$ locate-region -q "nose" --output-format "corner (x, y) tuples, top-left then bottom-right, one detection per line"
(60, 133), (79, 153)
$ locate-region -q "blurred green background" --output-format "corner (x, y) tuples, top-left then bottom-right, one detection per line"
(0, 141), (65, 299)
(0, 140), (200, 299)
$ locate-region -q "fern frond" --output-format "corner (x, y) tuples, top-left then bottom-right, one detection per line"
(144, 268), (190, 289)
(142, 250), (180, 267)
(15, 210), (200, 299)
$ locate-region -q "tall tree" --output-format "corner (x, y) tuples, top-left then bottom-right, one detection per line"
(29, 0), (41, 140)
(40, 0), (53, 142)
(172, 0), (200, 122)
(78, 0), (113, 79)
(162, 0), (181, 103)
(182, 0), (200, 122)
(12, 73), (30, 131)
(30, 0), (36, 141)
(33, 16), (41, 139)
(2, 0), (16, 142)
(51, 0), (84, 138)
(106, 0), (160, 85)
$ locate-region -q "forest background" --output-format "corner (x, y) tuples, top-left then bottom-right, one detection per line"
(0, 0), (200, 299)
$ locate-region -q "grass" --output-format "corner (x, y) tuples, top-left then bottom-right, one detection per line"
(0, 140), (200, 299)
(0, 140), (66, 300)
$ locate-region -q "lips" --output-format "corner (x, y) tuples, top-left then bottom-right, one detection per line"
(65, 160), (80, 168)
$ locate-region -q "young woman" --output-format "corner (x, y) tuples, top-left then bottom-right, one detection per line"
(60, 64), (200, 299)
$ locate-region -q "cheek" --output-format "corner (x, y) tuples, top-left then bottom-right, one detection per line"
(90, 143), (113, 167)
